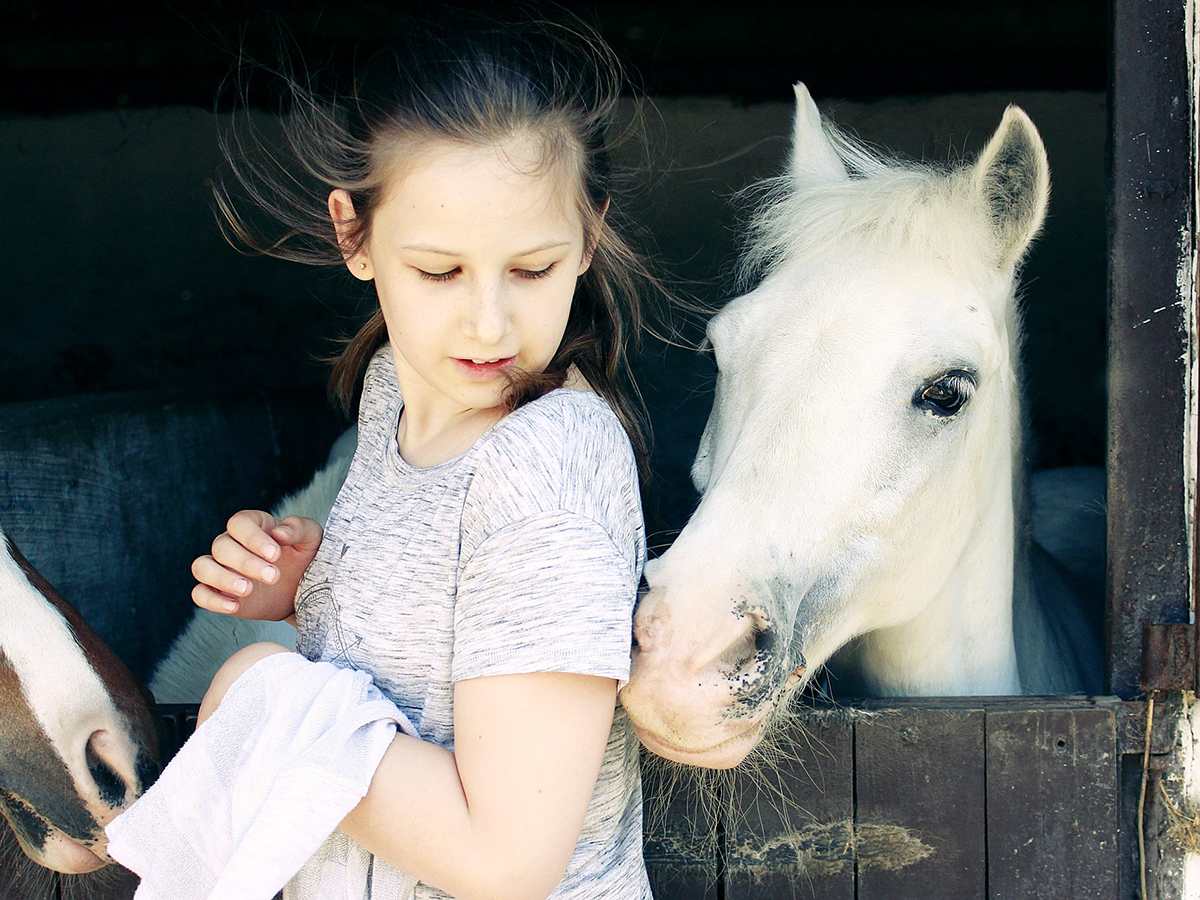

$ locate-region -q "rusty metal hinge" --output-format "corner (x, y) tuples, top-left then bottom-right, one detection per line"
(1141, 622), (1197, 693)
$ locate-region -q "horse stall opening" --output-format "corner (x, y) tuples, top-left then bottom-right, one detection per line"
(1, 1), (1190, 899)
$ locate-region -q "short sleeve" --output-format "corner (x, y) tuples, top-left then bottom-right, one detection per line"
(452, 510), (637, 685)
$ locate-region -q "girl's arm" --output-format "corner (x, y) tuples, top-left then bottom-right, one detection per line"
(339, 670), (617, 900)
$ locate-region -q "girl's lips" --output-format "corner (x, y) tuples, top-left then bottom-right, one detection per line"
(454, 356), (516, 380)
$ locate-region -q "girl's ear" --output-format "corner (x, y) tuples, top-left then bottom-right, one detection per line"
(578, 197), (610, 276)
(328, 189), (373, 280)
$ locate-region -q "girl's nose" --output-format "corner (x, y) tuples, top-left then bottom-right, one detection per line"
(466, 281), (510, 344)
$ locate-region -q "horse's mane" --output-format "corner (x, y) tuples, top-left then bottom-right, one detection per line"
(736, 121), (997, 289)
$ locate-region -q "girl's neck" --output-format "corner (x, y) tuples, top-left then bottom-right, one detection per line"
(397, 404), (506, 468)
(393, 366), (590, 467)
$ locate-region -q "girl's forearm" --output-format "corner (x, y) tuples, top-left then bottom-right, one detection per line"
(337, 672), (615, 900)
(339, 736), (482, 896)
(337, 736), (556, 900)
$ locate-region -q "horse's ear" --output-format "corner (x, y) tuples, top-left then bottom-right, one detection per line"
(971, 105), (1050, 268)
(789, 83), (848, 189)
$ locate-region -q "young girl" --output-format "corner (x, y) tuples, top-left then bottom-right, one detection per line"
(173, 10), (657, 900)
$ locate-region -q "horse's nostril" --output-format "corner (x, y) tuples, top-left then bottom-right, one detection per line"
(632, 618), (656, 653)
(717, 610), (782, 701)
(86, 731), (128, 808)
(752, 620), (775, 655)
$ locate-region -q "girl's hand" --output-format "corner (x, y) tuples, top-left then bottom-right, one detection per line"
(190, 511), (323, 622)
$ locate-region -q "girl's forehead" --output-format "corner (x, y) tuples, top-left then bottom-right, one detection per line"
(379, 134), (582, 208)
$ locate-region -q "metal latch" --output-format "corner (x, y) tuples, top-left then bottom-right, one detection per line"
(1141, 622), (1197, 693)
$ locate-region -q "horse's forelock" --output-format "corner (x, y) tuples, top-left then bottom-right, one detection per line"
(737, 125), (999, 290)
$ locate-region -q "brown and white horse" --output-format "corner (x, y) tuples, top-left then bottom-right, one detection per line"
(0, 525), (159, 875)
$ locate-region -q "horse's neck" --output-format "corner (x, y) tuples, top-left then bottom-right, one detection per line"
(846, 485), (1022, 696)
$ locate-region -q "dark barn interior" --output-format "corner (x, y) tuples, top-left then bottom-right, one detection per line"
(3, 0), (1109, 517)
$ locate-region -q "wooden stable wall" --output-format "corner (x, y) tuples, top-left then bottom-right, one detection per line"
(643, 697), (1164, 900)
(0, 390), (344, 683)
(1, 697), (1158, 900)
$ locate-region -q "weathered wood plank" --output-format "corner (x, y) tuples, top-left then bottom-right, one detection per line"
(642, 752), (720, 900)
(986, 707), (1118, 898)
(855, 708), (986, 900)
(64, 866), (140, 899)
(1107, 0), (1194, 699)
(724, 709), (855, 900)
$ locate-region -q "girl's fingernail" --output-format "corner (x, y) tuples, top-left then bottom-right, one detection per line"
(264, 544), (280, 561)
(263, 565), (279, 583)
(234, 577), (250, 595)
(222, 599), (238, 612)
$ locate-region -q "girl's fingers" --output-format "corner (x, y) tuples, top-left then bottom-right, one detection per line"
(271, 515), (323, 551)
(208, 533), (281, 584)
(191, 581), (241, 615)
(224, 510), (282, 562)
(191, 554), (257, 599)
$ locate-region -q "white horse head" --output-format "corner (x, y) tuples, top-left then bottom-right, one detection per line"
(0, 526), (159, 873)
(620, 85), (1078, 768)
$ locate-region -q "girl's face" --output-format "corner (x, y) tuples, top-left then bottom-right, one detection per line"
(332, 137), (590, 426)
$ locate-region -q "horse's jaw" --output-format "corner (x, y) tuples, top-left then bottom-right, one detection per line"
(830, 584), (1022, 697)
(624, 460), (1022, 767)
(829, 497), (1022, 697)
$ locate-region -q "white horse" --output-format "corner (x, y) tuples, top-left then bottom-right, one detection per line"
(0, 526), (159, 875)
(618, 84), (1104, 769)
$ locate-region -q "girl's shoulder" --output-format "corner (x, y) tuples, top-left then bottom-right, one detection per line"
(482, 388), (635, 481)
(359, 345), (400, 415)
(462, 388), (642, 543)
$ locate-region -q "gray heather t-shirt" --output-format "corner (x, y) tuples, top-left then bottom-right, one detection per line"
(287, 346), (651, 900)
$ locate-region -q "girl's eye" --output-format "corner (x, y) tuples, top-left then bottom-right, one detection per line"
(517, 262), (557, 280)
(417, 267), (459, 282)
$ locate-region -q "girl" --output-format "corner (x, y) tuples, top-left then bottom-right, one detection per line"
(173, 10), (657, 900)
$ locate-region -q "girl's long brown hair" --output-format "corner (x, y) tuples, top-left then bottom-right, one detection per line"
(212, 8), (666, 484)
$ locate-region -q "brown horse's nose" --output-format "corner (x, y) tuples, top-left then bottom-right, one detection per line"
(84, 730), (146, 815)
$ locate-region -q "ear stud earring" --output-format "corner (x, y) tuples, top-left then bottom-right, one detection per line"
(359, 262), (366, 270)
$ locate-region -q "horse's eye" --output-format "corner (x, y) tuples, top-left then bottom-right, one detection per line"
(915, 370), (976, 417)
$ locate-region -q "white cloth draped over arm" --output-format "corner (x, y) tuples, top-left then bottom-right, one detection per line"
(106, 652), (418, 900)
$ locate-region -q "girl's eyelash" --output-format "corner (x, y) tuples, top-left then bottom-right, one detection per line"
(417, 268), (459, 282)
(519, 262), (557, 280)
(416, 262), (557, 282)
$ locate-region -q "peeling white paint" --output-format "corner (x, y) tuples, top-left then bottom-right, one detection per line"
(1181, 224), (1195, 628)
(1185, 0), (1199, 630)
(1180, 4), (1199, 900)
(1181, 699), (1200, 898)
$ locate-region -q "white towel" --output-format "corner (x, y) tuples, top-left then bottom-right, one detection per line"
(106, 651), (419, 900)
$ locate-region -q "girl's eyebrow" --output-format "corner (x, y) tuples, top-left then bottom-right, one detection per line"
(400, 240), (572, 256)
